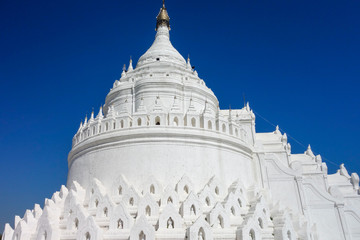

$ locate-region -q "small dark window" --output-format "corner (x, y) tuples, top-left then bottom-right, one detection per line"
(156, 58), (160, 61)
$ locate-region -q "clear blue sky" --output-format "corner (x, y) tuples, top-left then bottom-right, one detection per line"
(1, 0), (359, 232)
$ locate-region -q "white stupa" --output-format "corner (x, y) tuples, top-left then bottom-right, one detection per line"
(3, 2), (360, 240)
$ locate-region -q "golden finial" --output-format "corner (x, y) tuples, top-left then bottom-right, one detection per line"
(156, 0), (170, 31)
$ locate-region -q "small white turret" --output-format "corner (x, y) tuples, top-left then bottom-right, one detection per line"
(89, 110), (94, 123)
(84, 115), (88, 126)
(121, 64), (126, 78)
(137, 98), (147, 112)
(170, 96), (181, 112)
(274, 125), (281, 135)
(187, 98), (197, 113)
(96, 106), (104, 121)
(128, 57), (133, 72)
(246, 102), (250, 112)
(315, 154), (322, 164)
(2, 223), (14, 240)
(153, 96), (164, 112)
(305, 145), (315, 158)
(228, 107), (232, 121)
(107, 105), (116, 118)
(340, 164), (350, 178)
(287, 143), (291, 153)
(203, 100), (212, 115)
(77, 121), (83, 133)
(187, 56), (191, 70)
(351, 173), (360, 191)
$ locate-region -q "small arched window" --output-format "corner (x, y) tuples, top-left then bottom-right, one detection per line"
(249, 229), (256, 240)
(173, 117), (179, 126)
(85, 232), (91, 240)
(106, 123), (109, 131)
(167, 217), (174, 229)
(287, 230), (292, 240)
(258, 218), (263, 229)
(205, 197), (210, 206)
(208, 120), (212, 130)
(113, 122), (116, 129)
(222, 124), (226, 133)
(191, 117), (196, 127)
(184, 185), (189, 194)
(198, 227), (205, 240)
(155, 116), (161, 125)
(215, 186), (219, 195)
(150, 184), (155, 194)
(74, 218), (79, 229)
(118, 186), (122, 195)
(145, 205), (151, 216)
(231, 206), (236, 215)
(121, 120), (124, 128)
(103, 207), (108, 217)
(238, 198), (242, 207)
(217, 215), (224, 228)
(129, 197), (134, 206)
(138, 118), (142, 126)
(117, 219), (123, 229)
(41, 231), (47, 240)
(139, 231), (146, 240)
(95, 199), (99, 207)
(190, 204), (196, 215)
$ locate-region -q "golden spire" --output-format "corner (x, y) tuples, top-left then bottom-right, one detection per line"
(156, 0), (170, 31)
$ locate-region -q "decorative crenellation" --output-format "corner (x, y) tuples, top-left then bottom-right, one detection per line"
(114, 68), (205, 86)
(2, 174), (315, 240)
(72, 98), (256, 147)
(113, 55), (203, 88)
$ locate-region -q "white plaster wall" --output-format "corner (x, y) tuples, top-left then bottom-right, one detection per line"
(308, 207), (344, 240)
(345, 211), (360, 239)
(268, 180), (303, 214)
(67, 128), (255, 192)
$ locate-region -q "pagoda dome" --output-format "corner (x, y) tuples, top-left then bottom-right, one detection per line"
(136, 18), (186, 68)
(104, 1), (217, 120)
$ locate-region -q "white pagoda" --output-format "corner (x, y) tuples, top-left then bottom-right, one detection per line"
(2, 2), (360, 240)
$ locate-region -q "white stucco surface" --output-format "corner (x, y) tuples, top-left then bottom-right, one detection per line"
(3, 3), (360, 240)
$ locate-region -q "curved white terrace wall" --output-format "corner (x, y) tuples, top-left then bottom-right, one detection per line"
(67, 127), (256, 192)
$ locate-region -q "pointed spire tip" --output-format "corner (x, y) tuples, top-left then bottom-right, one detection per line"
(156, 0), (170, 31)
